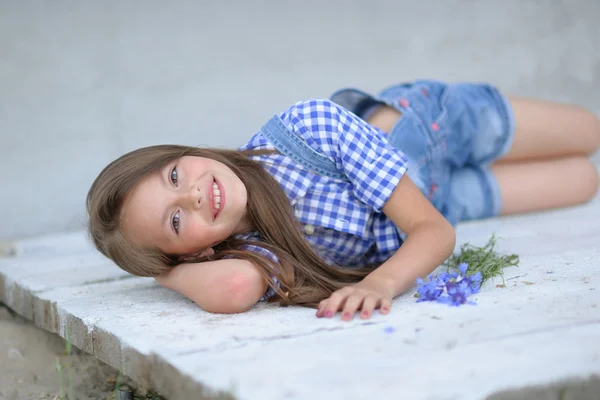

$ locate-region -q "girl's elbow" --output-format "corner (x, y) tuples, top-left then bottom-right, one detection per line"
(440, 217), (457, 257)
(214, 268), (267, 314)
(448, 225), (457, 257)
(226, 271), (264, 312)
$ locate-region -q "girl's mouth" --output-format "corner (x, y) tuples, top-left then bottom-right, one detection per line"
(211, 178), (224, 219)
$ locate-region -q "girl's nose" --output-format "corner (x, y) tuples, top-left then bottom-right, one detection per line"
(184, 185), (202, 210)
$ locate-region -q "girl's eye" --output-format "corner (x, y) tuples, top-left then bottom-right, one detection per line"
(172, 210), (180, 234)
(170, 167), (178, 186)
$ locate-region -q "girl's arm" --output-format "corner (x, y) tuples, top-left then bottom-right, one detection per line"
(155, 259), (268, 314)
(317, 174), (456, 320)
(374, 174), (456, 295)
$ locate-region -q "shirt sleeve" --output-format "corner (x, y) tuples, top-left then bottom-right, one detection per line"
(278, 99), (409, 212)
(236, 241), (280, 302)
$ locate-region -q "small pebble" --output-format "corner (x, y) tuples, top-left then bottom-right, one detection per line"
(118, 389), (134, 400)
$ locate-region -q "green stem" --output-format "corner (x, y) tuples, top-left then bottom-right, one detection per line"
(443, 234), (519, 284)
(55, 357), (64, 400)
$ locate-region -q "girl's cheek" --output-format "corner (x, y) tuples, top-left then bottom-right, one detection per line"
(187, 221), (201, 241)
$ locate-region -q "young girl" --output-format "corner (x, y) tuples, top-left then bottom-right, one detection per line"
(86, 79), (600, 321)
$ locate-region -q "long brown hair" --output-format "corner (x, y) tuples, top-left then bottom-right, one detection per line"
(86, 145), (375, 307)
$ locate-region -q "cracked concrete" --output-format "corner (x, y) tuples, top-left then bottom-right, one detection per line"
(1, 188), (600, 399)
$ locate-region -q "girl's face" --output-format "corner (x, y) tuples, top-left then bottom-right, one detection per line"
(121, 156), (250, 256)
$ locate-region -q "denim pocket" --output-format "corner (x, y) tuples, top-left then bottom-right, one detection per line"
(381, 80), (453, 207)
(440, 83), (513, 166)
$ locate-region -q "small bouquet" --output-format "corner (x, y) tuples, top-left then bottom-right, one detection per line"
(416, 263), (481, 306)
(416, 234), (519, 306)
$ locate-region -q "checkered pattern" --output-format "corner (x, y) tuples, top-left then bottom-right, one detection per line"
(235, 232), (280, 301)
(238, 99), (409, 300)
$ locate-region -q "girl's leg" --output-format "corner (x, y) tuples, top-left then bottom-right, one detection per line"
(364, 96), (600, 216)
(498, 97), (600, 163)
(367, 97), (600, 162)
(491, 156), (599, 216)
(366, 106), (402, 133)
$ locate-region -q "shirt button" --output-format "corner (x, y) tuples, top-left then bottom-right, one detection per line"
(304, 225), (315, 235)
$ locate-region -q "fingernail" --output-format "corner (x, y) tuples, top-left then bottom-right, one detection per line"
(361, 311), (369, 318)
(325, 310), (333, 318)
(342, 312), (351, 320)
(381, 307), (389, 313)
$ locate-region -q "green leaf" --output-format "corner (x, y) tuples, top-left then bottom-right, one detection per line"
(443, 234), (519, 285)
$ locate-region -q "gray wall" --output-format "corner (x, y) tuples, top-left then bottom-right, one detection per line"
(1, 0), (599, 241)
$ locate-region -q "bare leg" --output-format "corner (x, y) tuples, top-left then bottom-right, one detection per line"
(366, 106), (402, 133)
(491, 156), (599, 216)
(498, 97), (600, 163)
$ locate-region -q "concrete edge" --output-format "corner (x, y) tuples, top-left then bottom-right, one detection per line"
(486, 374), (600, 400)
(0, 273), (238, 400)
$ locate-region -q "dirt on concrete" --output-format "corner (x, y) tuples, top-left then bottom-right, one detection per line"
(0, 303), (157, 400)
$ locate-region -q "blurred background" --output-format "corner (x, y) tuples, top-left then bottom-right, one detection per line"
(1, 0), (599, 241)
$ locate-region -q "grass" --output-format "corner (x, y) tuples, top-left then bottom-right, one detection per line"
(54, 325), (166, 400)
(443, 234), (519, 285)
(54, 325), (74, 400)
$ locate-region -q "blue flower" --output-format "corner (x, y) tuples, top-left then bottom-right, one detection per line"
(436, 271), (452, 284)
(467, 271), (482, 294)
(448, 280), (474, 306)
(457, 262), (468, 276)
(415, 263), (481, 307)
(416, 274), (443, 302)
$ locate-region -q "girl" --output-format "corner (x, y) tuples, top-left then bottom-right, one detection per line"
(86, 80), (600, 321)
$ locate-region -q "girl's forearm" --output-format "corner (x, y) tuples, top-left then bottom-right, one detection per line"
(364, 220), (456, 297)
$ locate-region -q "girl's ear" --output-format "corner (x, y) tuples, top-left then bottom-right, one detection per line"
(179, 247), (215, 262)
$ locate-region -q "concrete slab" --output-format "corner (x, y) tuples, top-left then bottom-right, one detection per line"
(0, 230), (94, 258)
(1, 192), (599, 399)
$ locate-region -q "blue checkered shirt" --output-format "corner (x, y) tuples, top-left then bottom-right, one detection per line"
(237, 99), (409, 300)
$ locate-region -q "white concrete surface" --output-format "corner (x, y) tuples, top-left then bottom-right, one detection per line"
(1, 189), (599, 399)
(2, 0), (600, 240)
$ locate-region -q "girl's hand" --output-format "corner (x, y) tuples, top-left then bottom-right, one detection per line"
(316, 277), (393, 321)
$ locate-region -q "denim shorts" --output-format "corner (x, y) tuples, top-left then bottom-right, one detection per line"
(330, 79), (516, 225)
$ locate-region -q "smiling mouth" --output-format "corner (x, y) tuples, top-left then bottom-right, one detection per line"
(211, 178), (224, 219)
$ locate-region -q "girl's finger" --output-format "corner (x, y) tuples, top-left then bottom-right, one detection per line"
(324, 290), (348, 317)
(360, 295), (380, 319)
(380, 298), (393, 315)
(316, 299), (328, 317)
(341, 293), (365, 321)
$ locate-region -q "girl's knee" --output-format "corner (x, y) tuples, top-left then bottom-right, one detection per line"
(570, 156), (599, 203)
(576, 107), (600, 154)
